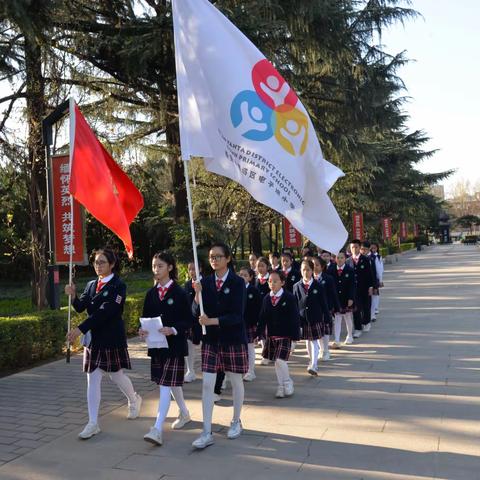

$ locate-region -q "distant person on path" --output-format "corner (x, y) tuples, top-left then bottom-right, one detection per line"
(140, 251), (192, 446)
(369, 242), (384, 321)
(65, 248), (142, 440)
(346, 239), (374, 338)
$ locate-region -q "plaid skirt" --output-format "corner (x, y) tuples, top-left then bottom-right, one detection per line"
(262, 337), (291, 361)
(246, 325), (257, 344)
(302, 321), (323, 340)
(323, 314), (333, 336)
(83, 346), (131, 373)
(201, 343), (249, 374)
(149, 349), (185, 387)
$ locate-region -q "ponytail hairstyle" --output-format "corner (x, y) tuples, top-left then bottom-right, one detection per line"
(153, 251), (178, 281)
(92, 247), (120, 273)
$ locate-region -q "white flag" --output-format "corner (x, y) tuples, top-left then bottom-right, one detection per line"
(172, 0), (348, 253)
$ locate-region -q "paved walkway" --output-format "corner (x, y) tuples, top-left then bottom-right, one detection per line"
(1, 244), (480, 479)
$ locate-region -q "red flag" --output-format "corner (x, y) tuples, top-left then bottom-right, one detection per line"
(68, 101), (144, 258)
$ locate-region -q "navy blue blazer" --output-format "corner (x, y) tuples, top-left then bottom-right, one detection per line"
(316, 272), (341, 313)
(192, 271), (247, 345)
(328, 264), (356, 311)
(257, 291), (300, 340)
(142, 282), (190, 357)
(284, 268), (301, 292)
(346, 255), (374, 295)
(183, 279), (203, 344)
(73, 274), (127, 349)
(244, 283), (262, 329)
(367, 253), (379, 289)
(293, 279), (331, 326)
(255, 277), (271, 297)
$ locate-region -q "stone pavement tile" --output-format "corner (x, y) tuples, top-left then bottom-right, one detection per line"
(321, 428), (439, 453)
(0, 452), (19, 463)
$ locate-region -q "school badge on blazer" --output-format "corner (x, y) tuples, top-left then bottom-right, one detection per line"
(224, 288), (230, 294)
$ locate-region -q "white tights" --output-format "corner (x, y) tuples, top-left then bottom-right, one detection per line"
(201, 371), (244, 434)
(274, 359), (291, 385)
(86, 368), (137, 424)
(319, 336), (329, 357)
(247, 343), (256, 375)
(185, 340), (196, 376)
(371, 295), (380, 318)
(154, 385), (189, 430)
(306, 340), (320, 369)
(334, 312), (354, 342)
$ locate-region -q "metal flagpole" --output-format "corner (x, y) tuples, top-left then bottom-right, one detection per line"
(66, 97), (76, 363)
(183, 158), (206, 335)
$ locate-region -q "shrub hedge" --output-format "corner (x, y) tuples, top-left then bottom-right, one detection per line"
(0, 292), (145, 373)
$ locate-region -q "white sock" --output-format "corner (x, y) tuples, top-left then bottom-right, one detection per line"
(247, 343), (256, 375)
(108, 369), (137, 404)
(154, 386), (172, 430)
(171, 386), (189, 416)
(345, 313), (354, 338)
(226, 372), (244, 422)
(371, 295), (380, 317)
(86, 368), (103, 424)
(185, 340), (195, 375)
(309, 340), (319, 369)
(275, 359), (290, 385)
(318, 337), (324, 357)
(322, 336), (329, 355)
(334, 314), (342, 343)
(201, 372), (216, 434)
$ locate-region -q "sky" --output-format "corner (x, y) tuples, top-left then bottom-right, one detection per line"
(381, 0), (480, 197)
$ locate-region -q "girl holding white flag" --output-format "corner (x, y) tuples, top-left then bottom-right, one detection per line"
(192, 243), (248, 449)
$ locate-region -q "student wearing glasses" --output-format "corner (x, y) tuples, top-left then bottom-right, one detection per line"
(65, 248), (142, 440)
(191, 242), (248, 449)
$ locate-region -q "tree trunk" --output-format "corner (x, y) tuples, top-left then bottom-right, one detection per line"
(249, 215), (262, 255)
(24, 34), (48, 309)
(165, 120), (188, 221)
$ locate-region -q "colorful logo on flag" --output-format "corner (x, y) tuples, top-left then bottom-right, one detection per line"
(230, 60), (309, 156)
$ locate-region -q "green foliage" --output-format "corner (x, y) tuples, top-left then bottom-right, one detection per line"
(0, 311), (66, 372)
(399, 242), (415, 252)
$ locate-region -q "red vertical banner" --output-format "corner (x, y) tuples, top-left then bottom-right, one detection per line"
(413, 224), (419, 237)
(352, 212), (364, 240)
(51, 154), (87, 265)
(400, 221), (408, 240)
(282, 218), (302, 248)
(382, 217), (392, 241)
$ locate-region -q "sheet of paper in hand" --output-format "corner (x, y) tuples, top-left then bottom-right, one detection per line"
(139, 316), (169, 349)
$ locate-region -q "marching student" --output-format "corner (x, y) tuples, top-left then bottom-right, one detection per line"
(248, 252), (259, 272)
(329, 252), (355, 346)
(238, 266), (262, 381)
(191, 242), (248, 449)
(313, 257), (339, 359)
(369, 242), (384, 321)
(257, 270), (300, 398)
(281, 251), (300, 292)
(140, 252), (192, 446)
(361, 241), (378, 327)
(65, 248), (142, 440)
(255, 256), (272, 366)
(320, 250), (336, 270)
(183, 261), (203, 383)
(346, 239), (374, 337)
(269, 251), (281, 271)
(293, 259), (330, 375)
(255, 256), (271, 297)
